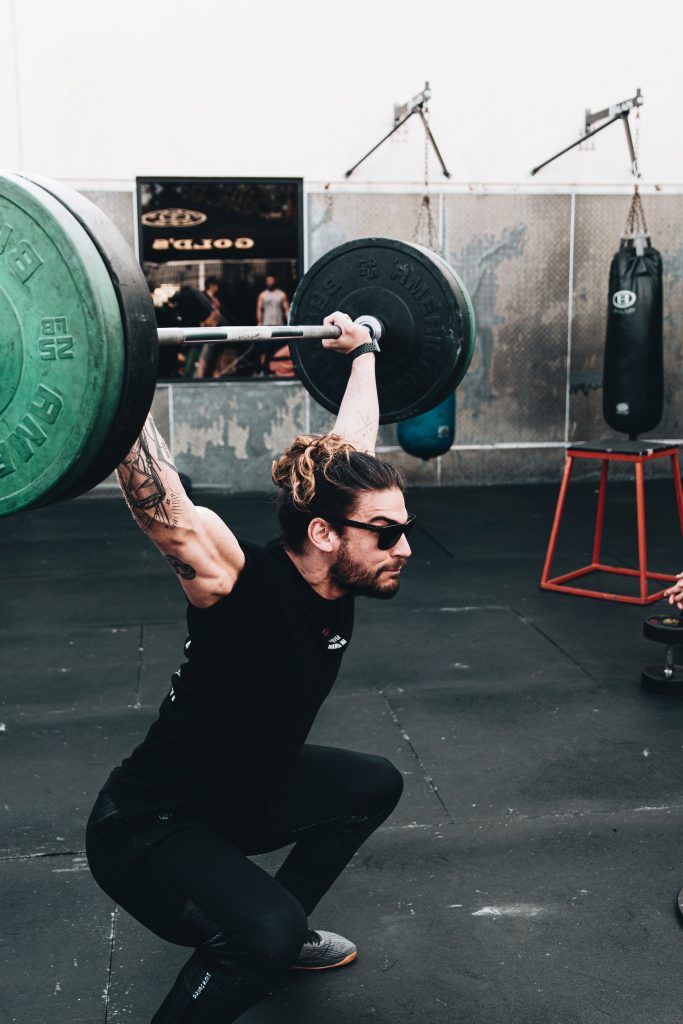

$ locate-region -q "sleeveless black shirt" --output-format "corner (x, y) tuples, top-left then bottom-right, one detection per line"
(108, 539), (354, 833)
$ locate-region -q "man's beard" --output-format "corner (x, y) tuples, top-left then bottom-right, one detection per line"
(330, 539), (405, 599)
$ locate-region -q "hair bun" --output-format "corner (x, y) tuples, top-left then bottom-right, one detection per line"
(271, 434), (357, 509)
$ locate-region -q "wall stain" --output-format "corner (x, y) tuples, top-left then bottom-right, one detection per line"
(227, 419), (250, 460)
(450, 225), (527, 414)
(264, 393), (307, 453)
(308, 196), (347, 264)
(175, 416), (226, 460)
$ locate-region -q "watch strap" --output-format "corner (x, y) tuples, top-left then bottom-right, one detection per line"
(349, 340), (380, 360)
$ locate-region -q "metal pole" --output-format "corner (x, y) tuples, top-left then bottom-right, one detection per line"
(417, 108), (452, 179)
(344, 108), (418, 179)
(621, 114), (639, 178)
(530, 112), (624, 176)
(157, 325), (343, 347)
(158, 314), (383, 347)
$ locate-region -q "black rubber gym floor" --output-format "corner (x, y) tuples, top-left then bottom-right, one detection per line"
(2, 478), (683, 1023)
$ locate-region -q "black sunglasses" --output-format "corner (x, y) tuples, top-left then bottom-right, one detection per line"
(327, 513), (417, 550)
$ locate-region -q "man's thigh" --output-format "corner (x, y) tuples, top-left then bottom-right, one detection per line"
(114, 821), (303, 948)
(258, 745), (402, 843)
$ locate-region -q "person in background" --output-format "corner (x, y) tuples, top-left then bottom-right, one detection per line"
(256, 274), (290, 375)
(195, 277), (244, 379)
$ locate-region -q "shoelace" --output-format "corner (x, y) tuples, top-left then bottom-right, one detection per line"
(305, 930), (322, 946)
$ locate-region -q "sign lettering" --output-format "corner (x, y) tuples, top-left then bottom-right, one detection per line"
(151, 236), (255, 252)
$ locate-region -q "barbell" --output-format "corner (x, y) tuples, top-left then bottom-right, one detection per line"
(0, 172), (476, 517)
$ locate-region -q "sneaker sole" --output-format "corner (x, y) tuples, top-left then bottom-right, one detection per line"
(291, 950), (358, 971)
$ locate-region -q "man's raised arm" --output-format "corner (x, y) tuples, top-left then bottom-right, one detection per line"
(322, 311), (379, 455)
(117, 417), (244, 606)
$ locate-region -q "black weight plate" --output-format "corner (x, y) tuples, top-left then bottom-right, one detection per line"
(289, 238), (474, 425)
(643, 614), (683, 644)
(410, 242), (477, 389)
(641, 665), (683, 695)
(24, 175), (158, 499)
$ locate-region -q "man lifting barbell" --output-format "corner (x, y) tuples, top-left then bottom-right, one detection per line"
(85, 311), (414, 1023)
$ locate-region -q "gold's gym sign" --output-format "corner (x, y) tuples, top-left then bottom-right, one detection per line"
(151, 237), (255, 252)
(141, 209), (255, 252)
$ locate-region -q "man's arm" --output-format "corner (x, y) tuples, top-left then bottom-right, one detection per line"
(117, 417), (245, 606)
(281, 291), (290, 321)
(194, 343), (212, 379)
(322, 311), (379, 455)
(256, 292), (264, 325)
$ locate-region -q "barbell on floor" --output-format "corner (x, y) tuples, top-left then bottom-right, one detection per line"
(0, 172), (476, 517)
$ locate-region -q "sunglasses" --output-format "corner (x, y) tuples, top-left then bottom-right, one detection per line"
(328, 513), (417, 550)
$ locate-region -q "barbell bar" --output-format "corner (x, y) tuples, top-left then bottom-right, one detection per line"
(156, 314), (384, 347)
(0, 172), (476, 517)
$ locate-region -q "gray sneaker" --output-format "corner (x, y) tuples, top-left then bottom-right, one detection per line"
(292, 929), (357, 971)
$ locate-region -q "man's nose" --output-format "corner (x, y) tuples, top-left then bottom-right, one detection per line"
(392, 534), (412, 558)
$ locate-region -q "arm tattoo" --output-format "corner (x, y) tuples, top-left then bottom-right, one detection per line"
(335, 408), (378, 452)
(118, 421), (183, 531)
(165, 555), (197, 580)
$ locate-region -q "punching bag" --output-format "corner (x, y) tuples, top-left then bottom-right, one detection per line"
(397, 392), (456, 460)
(602, 189), (663, 437)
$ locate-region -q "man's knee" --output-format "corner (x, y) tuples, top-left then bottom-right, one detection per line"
(333, 755), (403, 827)
(206, 902), (308, 973)
(368, 755), (404, 813)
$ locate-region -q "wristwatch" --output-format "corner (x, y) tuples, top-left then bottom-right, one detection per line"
(349, 339), (380, 360)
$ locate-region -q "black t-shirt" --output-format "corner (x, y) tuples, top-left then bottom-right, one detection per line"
(108, 539), (354, 832)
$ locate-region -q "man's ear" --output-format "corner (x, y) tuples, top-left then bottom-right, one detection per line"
(308, 517), (339, 552)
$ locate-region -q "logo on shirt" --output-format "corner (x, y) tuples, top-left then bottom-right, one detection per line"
(169, 670), (180, 702)
(322, 627), (347, 651)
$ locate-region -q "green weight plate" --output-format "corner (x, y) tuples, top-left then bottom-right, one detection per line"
(289, 237), (475, 424)
(0, 173), (124, 515)
(25, 175), (159, 499)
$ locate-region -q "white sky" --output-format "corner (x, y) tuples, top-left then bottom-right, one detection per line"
(1, 0), (681, 186)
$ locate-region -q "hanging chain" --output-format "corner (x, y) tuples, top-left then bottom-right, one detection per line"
(623, 107), (648, 238)
(413, 102), (439, 251)
(624, 187), (648, 236)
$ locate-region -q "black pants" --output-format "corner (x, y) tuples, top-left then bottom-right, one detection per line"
(86, 745), (403, 1023)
